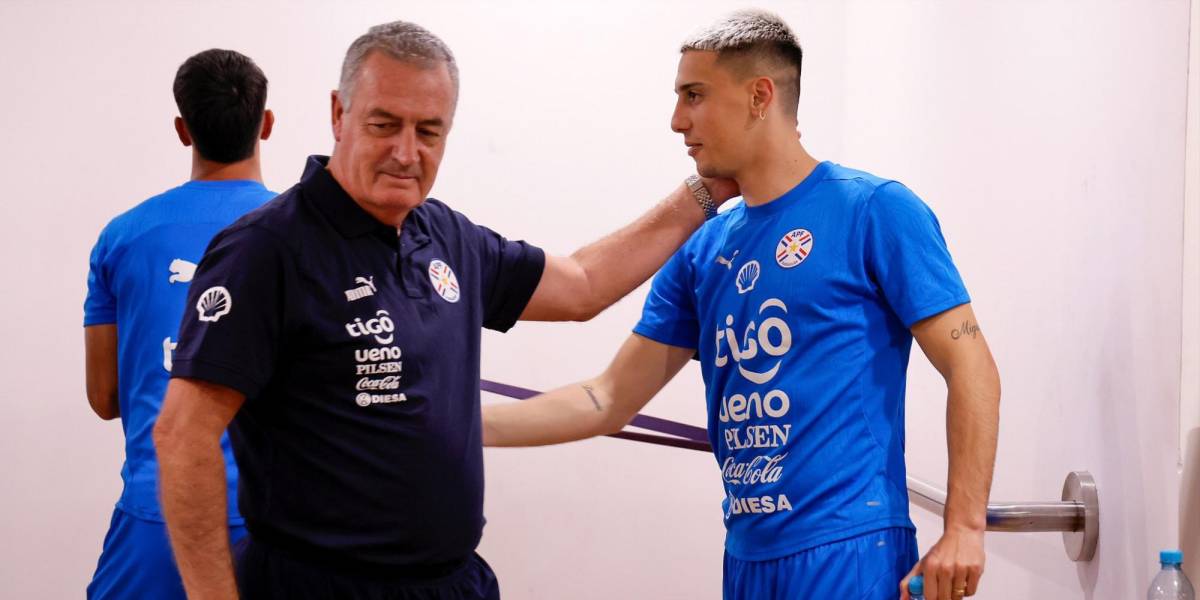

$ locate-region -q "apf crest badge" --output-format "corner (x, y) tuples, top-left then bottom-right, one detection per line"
(775, 229), (813, 268)
(428, 259), (461, 303)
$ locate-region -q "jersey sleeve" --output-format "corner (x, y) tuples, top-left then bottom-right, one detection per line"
(83, 225), (118, 326)
(863, 182), (970, 327)
(633, 247), (700, 350)
(471, 223), (546, 333)
(171, 225), (295, 399)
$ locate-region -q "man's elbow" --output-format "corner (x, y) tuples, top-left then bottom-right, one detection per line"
(571, 300), (607, 322)
(978, 357), (1002, 403)
(152, 409), (186, 459)
(537, 299), (607, 323)
(599, 401), (639, 436)
(570, 280), (615, 321)
(600, 417), (628, 436)
(561, 262), (611, 322)
(87, 389), (119, 421)
(949, 361), (1002, 411)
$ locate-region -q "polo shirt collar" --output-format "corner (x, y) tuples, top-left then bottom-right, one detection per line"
(300, 155), (429, 248)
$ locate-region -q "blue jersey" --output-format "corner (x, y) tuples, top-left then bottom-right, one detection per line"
(84, 180), (275, 523)
(634, 162), (969, 561)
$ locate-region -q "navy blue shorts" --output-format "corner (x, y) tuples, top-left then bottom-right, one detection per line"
(235, 537), (500, 600)
(723, 527), (919, 600)
(87, 507), (248, 600)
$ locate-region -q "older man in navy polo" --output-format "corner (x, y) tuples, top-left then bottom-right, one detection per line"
(153, 20), (737, 600)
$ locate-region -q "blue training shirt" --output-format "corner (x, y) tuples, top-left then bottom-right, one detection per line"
(84, 180), (275, 523)
(634, 162), (969, 561)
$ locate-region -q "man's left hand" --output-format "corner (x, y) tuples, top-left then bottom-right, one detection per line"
(899, 526), (986, 600)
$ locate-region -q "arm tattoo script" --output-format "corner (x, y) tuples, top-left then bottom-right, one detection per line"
(950, 321), (981, 340)
(582, 385), (603, 412)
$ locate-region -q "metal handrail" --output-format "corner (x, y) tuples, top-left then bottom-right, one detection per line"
(907, 471), (1099, 562)
(482, 379), (1101, 562)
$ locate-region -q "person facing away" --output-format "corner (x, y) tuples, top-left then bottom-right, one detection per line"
(83, 48), (275, 600)
(482, 10), (1001, 600)
(152, 20), (739, 600)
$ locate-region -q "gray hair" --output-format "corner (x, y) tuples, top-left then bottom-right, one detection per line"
(681, 9), (804, 118)
(338, 20), (459, 109)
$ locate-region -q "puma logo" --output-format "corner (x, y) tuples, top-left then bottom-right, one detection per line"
(168, 259), (197, 283)
(345, 275), (378, 302)
(715, 250), (740, 270)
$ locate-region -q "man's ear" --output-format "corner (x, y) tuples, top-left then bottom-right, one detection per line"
(749, 76), (776, 120)
(331, 91), (345, 142)
(174, 117), (192, 147)
(260, 109), (275, 141)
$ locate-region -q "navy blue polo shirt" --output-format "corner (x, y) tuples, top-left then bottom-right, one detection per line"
(172, 155), (545, 569)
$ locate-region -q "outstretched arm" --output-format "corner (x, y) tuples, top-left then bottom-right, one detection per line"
(520, 177), (737, 321)
(484, 334), (696, 446)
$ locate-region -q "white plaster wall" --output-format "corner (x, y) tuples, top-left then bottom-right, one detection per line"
(1178, 0), (1200, 586)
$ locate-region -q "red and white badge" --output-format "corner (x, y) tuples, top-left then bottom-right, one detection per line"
(428, 259), (461, 303)
(775, 228), (813, 268)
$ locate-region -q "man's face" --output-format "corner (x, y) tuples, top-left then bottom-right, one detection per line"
(330, 52), (455, 222)
(671, 51), (753, 179)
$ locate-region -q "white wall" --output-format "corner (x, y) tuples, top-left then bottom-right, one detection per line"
(0, 1), (1192, 598)
(1180, 0), (1200, 585)
(858, 3), (1193, 598)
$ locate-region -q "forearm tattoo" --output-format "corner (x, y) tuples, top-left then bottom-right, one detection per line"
(582, 385), (603, 412)
(950, 321), (981, 340)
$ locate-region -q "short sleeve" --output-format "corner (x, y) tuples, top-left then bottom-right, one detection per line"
(473, 224), (546, 333)
(171, 226), (293, 399)
(83, 227), (118, 326)
(864, 182), (970, 327)
(632, 248), (700, 350)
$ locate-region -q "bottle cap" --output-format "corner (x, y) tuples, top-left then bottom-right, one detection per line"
(1161, 550), (1184, 565)
(909, 575), (925, 595)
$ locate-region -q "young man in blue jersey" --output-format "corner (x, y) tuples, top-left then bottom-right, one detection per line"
(483, 10), (1001, 600)
(83, 49), (276, 599)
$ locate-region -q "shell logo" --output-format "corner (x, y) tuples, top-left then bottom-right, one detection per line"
(736, 260), (761, 295)
(196, 286), (232, 322)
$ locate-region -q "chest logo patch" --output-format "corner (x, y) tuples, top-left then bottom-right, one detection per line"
(736, 260), (761, 294)
(775, 229), (813, 268)
(196, 286), (232, 322)
(428, 259), (461, 303)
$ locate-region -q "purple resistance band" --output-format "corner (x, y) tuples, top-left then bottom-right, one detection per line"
(480, 379), (712, 452)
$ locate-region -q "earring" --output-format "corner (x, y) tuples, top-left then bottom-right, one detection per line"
(759, 111), (766, 121)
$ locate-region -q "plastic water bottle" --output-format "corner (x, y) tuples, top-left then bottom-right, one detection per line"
(908, 575), (925, 600)
(1149, 550), (1195, 600)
